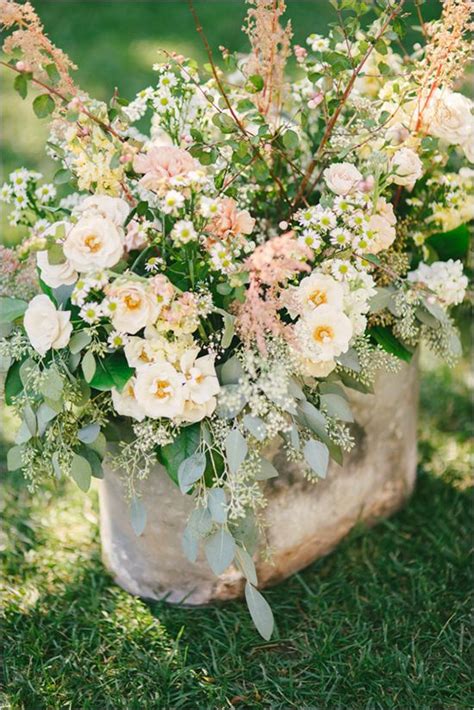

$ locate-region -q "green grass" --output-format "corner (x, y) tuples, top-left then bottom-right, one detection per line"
(1, 350), (472, 709)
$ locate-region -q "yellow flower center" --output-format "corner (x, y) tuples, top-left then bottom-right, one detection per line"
(153, 379), (171, 399)
(124, 294), (142, 310)
(313, 324), (334, 344)
(84, 233), (102, 253)
(308, 289), (327, 307)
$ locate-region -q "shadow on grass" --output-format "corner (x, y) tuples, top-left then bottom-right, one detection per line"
(1, 466), (472, 709)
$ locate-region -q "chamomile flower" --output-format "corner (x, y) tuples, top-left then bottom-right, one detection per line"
(159, 71), (178, 90)
(9, 168), (29, 193)
(108, 331), (128, 349)
(298, 229), (322, 250)
(8, 210), (21, 226)
(0, 183), (13, 203)
(171, 220), (197, 245)
(209, 242), (235, 274)
(35, 183), (56, 203)
(101, 297), (119, 317)
(153, 90), (175, 113)
(331, 259), (357, 281)
(13, 194), (28, 210)
(80, 301), (102, 324)
(333, 196), (352, 215)
(330, 227), (352, 248)
(162, 190), (185, 214)
(200, 196), (220, 219)
(306, 34), (330, 52)
(145, 256), (163, 273)
(297, 206), (318, 227)
(315, 208), (337, 231)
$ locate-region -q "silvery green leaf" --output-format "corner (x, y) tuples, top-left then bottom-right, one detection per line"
(52, 284), (74, 308)
(256, 457), (279, 481)
(205, 527), (236, 575)
(81, 351), (96, 383)
(303, 439), (329, 479)
(290, 424), (300, 452)
(201, 420), (212, 447)
(236, 546), (258, 585)
(52, 451), (62, 479)
(69, 331), (92, 355)
(225, 429), (248, 474)
(320, 393), (354, 423)
(89, 432), (106, 459)
(207, 487), (227, 523)
(78, 422), (100, 444)
(69, 351), (81, 372)
(0, 296), (27, 324)
(221, 313), (235, 349)
(70, 453), (92, 492)
(423, 298), (447, 322)
(296, 401), (328, 438)
(19, 358), (37, 388)
(7, 444), (24, 471)
(369, 288), (394, 313)
(178, 452), (206, 494)
(415, 307), (440, 329)
(130, 496), (147, 536)
(245, 582), (274, 641)
(219, 356), (244, 385)
(336, 348), (361, 373)
(243, 414), (267, 442)
(15, 420), (32, 444)
(215, 385), (247, 418)
(0, 354), (11, 374)
(40, 368), (63, 400)
(448, 329), (462, 358)
(182, 525), (199, 562)
(36, 403), (58, 436)
(188, 506), (213, 536)
(288, 378), (305, 400)
(44, 396), (63, 413)
(23, 405), (37, 436)
(261, 381), (296, 413)
(319, 382), (347, 398)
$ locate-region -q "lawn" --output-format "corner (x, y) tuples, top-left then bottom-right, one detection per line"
(0, 1), (472, 708)
(1, 346), (472, 709)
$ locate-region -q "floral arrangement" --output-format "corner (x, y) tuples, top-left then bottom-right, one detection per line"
(0, 0), (471, 638)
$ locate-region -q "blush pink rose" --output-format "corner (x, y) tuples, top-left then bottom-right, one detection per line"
(133, 146), (198, 192)
(206, 198), (255, 244)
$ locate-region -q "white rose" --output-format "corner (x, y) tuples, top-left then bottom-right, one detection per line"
(178, 398), (217, 424)
(79, 195), (130, 226)
(390, 147), (423, 188)
(63, 216), (124, 272)
(111, 380), (145, 421)
(107, 282), (161, 335)
(134, 361), (186, 419)
(293, 273), (344, 315)
(36, 250), (78, 289)
(323, 162), (362, 195)
(180, 349), (220, 406)
(300, 358), (337, 378)
(23, 294), (72, 356)
(295, 305), (353, 362)
(424, 89), (474, 148)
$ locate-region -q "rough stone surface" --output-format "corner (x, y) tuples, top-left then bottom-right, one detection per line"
(99, 359), (419, 604)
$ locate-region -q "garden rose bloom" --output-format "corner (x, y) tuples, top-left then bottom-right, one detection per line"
(294, 273), (344, 314)
(79, 195), (130, 226)
(300, 358), (337, 378)
(296, 305), (353, 361)
(134, 361), (186, 419)
(36, 250), (77, 289)
(423, 89), (474, 153)
(206, 198), (255, 242)
(390, 147), (423, 188)
(23, 294), (72, 356)
(323, 162), (362, 195)
(180, 349), (220, 406)
(111, 380), (145, 421)
(107, 282), (161, 334)
(63, 216), (124, 272)
(133, 146), (198, 192)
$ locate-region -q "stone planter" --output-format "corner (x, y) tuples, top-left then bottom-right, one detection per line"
(99, 359), (418, 604)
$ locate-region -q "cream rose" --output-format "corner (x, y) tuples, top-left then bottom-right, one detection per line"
(390, 147), (423, 188)
(111, 380), (145, 421)
(423, 89), (474, 149)
(293, 273), (344, 315)
(134, 361), (186, 419)
(63, 216), (124, 272)
(323, 162), (362, 195)
(23, 294), (72, 356)
(79, 195), (130, 226)
(36, 250), (78, 289)
(107, 281), (161, 334)
(300, 358), (337, 378)
(133, 145), (199, 193)
(180, 349), (220, 406)
(295, 305), (353, 362)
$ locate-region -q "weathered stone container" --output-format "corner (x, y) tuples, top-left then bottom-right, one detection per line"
(99, 359), (418, 604)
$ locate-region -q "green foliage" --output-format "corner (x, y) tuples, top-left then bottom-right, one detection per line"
(88, 352), (134, 392)
(157, 423), (201, 486)
(427, 224), (470, 261)
(32, 93), (55, 119)
(370, 326), (413, 362)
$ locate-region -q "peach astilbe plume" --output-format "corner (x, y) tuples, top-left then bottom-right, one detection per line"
(234, 232), (312, 354)
(243, 0), (293, 118)
(414, 0), (473, 130)
(0, 0), (78, 99)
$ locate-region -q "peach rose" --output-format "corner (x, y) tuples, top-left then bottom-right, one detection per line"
(206, 198), (255, 243)
(133, 146), (198, 192)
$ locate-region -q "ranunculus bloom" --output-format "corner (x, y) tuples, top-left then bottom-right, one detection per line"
(133, 146), (198, 192)
(111, 380), (145, 421)
(323, 162), (362, 195)
(63, 216), (124, 272)
(79, 195), (130, 226)
(134, 361), (186, 419)
(390, 147), (423, 188)
(23, 294), (72, 356)
(206, 198), (255, 242)
(107, 281), (161, 335)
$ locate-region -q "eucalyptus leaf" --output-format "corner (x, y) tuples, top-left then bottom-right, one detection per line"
(15, 420), (32, 444)
(205, 527), (236, 575)
(81, 351), (96, 383)
(225, 429), (248, 475)
(7, 445), (24, 472)
(188, 506), (213, 536)
(77, 422), (100, 444)
(158, 423), (201, 487)
(36, 403), (58, 436)
(256, 458), (279, 481)
(70, 453), (92, 492)
(69, 331), (93, 354)
(182, 525), (199, 562)
(215, 385), (247, 419)
(243, 414), (267, 441)
(23, 405), (37, 436)
(130, 496), (147, 536)
(236, 547), (258, 585)
(52, 451), (62, 479)
(40, 368), (63, 400)
(320, 393), (354, 423)
(0, 296), (27, 324)
(178, 452), (206, 494)
(207, 488), (227, 524)
(19, 359), (38, 388)
(336, 347), (361, 373)
(296, 400), (328, 438)
(303, 439), (330, 479)
(245, 582), (274, 641)
(219, 356), (244, 385)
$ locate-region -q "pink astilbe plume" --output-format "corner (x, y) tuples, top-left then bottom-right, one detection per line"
(234, 232), (312, 354)
(0, 0), (78, 99)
